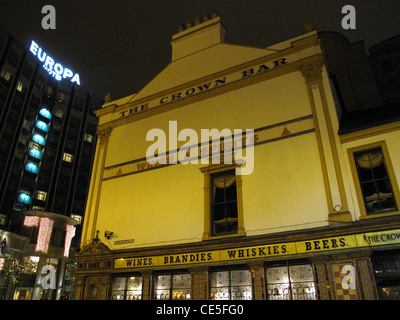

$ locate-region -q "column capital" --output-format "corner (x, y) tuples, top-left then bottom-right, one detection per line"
(97, 127), (112, 145)
(298, 59), (323, 83)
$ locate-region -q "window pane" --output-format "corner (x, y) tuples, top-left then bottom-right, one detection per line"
(267, 283), (290, 300)
(210, 271), (230, 300)
(289, 265), (316, 300)
(289, 265), (314, 282)
(358, 167), (373, 182)
(214, 187), (224, 203)
(154, 275), (171, 300)
(211, 271), (229, 287)
(373, 164), (388, 179)
(110, 277), (126, 300)
(225, 184), (237, 201)
(267, 266), (289, 284)
(227, 203), (238, 218)
(172, 274), (191, 300)
(291, 282), (316, 300)
(230, 270), (252, 300)
(126, 276), (142, 300)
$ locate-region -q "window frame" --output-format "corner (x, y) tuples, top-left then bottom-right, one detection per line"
(152, 270), (191, 300)
(348, 141), (400, 219)
(210, 170), (238, 236)
(264, 261), (317, 300)
(200, 164), (245, 240)
(110, 273), (143, 300)
(209, 266), (253, 300)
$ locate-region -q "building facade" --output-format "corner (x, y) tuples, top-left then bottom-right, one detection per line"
(76, 14), (400, 300)
(0, 26), (100, 299)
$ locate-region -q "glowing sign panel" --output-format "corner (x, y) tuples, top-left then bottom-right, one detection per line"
(29, 40), (80, 85)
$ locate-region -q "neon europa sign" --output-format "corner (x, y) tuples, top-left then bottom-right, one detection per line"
(29, 40), (81, 85)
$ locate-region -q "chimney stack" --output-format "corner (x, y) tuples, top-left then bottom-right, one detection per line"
(171, 11), (227, 61)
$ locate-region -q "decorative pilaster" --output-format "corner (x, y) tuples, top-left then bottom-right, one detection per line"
(249, 262), (265, 300)
(81, 127), (113, 244)
(314, 262), (331, 300)
(190, 267), (209, 300)
(299, 58), (351, 223)
(141, 271), (153, 300)
(356, 257), (378, 300)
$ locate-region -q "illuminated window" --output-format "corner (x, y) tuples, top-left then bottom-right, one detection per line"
(0, 214), (7, 225)
(63, 152), (73, 163)
(111, 275), (143, 300)
(25, 162), (39, 174)
(54, 108), (64, 118)
(349, 142), (400, 217)
(56, 90), (69, 103)
(0, 68), (12, 81)
(32, 206), (44, 211)
(17, 192), (32, 205)
(71, 214), (82, 224)
(84, 133), (93, 143)
(265, 263), (316, 300)
(22, 119), (32, 131)
(153, 271), (191, 300)
(200, 165), (244, 240)
(16, 81), (24, 92)
(29, 148), (42, 160)
(32, 133), (46, 146)
(39, 107), (52, 120)
(36, 190), (47, 201)
(36, 120), (49, 132)
(210, 268), (252, 300)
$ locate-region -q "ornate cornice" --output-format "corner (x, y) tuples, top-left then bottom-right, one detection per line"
(79, 240), (111, 256)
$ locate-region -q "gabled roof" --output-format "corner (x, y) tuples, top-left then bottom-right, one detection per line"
(131, 43), (277, 101)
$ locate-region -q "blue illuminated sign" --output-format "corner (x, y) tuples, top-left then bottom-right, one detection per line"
(29, 40), (81, 85)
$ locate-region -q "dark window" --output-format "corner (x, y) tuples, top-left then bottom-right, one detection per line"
(354, 147), (397, 215)
(211, 171), (238, 236)
(372, 252), (400, 300)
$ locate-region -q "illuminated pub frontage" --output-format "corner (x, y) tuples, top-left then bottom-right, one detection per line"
(76, 13), (400, 300)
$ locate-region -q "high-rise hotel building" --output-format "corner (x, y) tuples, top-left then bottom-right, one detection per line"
(77, 13), (400, 300)
(0, 25), (100, 299)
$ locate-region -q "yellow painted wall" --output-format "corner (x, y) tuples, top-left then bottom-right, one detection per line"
(88, 70), (334, 249)
(105, 72), (311, 168)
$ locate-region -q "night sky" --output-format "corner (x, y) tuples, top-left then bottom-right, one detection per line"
(0, 1), (399, 102)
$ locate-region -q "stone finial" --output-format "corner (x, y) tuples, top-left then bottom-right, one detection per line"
(211, 10), (219, 18)
(186, 20), (193, 28)
(104, 92), (111, 103)
(195, 17), (202, 25)
(305, 22), (315, 32)
(178, 24), (185, 32)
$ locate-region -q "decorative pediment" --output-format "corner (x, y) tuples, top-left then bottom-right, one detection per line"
(79, 239), (111, 256)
